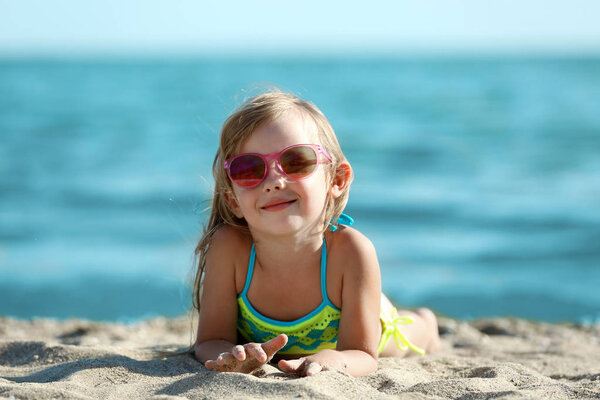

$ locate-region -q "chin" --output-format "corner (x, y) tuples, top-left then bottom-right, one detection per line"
(254, 218), (306, 236)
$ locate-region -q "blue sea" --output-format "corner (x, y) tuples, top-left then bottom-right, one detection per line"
(1, 56), (599, 324)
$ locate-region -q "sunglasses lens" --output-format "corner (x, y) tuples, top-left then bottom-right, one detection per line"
(280, 146), (318, 178)
(228, 155), (265, 186)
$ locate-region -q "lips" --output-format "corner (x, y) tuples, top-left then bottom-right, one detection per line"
(260, 198), (297, 211)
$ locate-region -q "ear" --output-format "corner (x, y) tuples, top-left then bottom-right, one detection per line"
(224, 191), (244, 218)
(330, 161), (352, 199)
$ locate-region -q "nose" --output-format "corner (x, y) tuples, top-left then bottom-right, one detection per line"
(262, 160), (287, 192)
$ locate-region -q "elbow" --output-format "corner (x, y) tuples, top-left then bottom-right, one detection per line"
(359, 347), (379, 375)
(366, 353), (378, 374)
(365, 346), (379, 366)
(343, 350), (378, 377)
(348, 354), (377, 377)
(193, 343), (205, 363)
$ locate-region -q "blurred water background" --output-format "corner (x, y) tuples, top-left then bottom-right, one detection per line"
(1, 57), (599, 323)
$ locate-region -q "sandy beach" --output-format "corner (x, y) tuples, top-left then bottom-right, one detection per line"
(0, 315), (598, 399)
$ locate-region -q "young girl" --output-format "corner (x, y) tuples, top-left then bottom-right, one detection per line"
(193, 90), (440, 377)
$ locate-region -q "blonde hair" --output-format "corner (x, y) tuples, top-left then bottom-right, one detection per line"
(192, 90), (353, 311)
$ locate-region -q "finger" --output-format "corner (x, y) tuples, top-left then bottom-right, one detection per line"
(216, 352), (236, 366)
(231, 345), (246, 361)
(262, 334), (288, 358)
(277, 358), (304, 373)
(305, 362), (323, 376)
(205, 359), (230, 372)
(205, 360), (217, 370)
(245, 344), (267, 363)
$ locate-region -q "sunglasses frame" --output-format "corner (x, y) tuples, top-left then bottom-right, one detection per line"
(224, 144), (333, 188)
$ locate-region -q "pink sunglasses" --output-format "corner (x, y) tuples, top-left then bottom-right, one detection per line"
(224, 144), (332, 188)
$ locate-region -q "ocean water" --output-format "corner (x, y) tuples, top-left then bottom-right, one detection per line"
(1, 57), (599, 323)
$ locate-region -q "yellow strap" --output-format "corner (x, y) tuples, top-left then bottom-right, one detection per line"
(378, 308), (426, 355)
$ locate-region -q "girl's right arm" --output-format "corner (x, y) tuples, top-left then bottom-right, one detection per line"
(194, 227), (240, 362)
(194, 227), (287, 372)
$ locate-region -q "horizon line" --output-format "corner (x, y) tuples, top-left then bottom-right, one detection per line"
(2, 46), (600, 61)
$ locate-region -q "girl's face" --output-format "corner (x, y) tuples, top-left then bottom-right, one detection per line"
(228, 109), (331, 238)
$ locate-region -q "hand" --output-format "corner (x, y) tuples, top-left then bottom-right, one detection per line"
(204, 334), (288, 374)
(277, 351), (349, 377)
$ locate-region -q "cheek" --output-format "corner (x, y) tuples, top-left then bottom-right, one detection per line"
(235, 191), (254, 208)
(304, 174), (331, 206)
(230, 188), (255, 214)
(316, 170), (333, 195)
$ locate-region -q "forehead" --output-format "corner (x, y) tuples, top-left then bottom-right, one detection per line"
(239, 108), (320, 154)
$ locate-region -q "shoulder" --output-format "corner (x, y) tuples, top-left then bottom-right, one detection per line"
(204, 225), (253, 292)
(327, 226), (377, 262)
(208, 224), (252, 253)
(326, 226), (380, 277)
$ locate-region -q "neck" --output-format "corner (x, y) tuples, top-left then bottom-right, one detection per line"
(249, 227), (325, 272)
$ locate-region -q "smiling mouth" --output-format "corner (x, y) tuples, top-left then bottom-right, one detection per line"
(261, 199), (296, 211)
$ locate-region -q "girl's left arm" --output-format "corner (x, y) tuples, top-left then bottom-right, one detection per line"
(279, 230), (381, 377)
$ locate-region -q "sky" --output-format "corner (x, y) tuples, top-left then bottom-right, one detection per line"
(1, 0), (600, 56)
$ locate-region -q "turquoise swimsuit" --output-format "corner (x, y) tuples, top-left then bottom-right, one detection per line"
(236, 214), (425, 356)
(237, 239), (341, 355)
